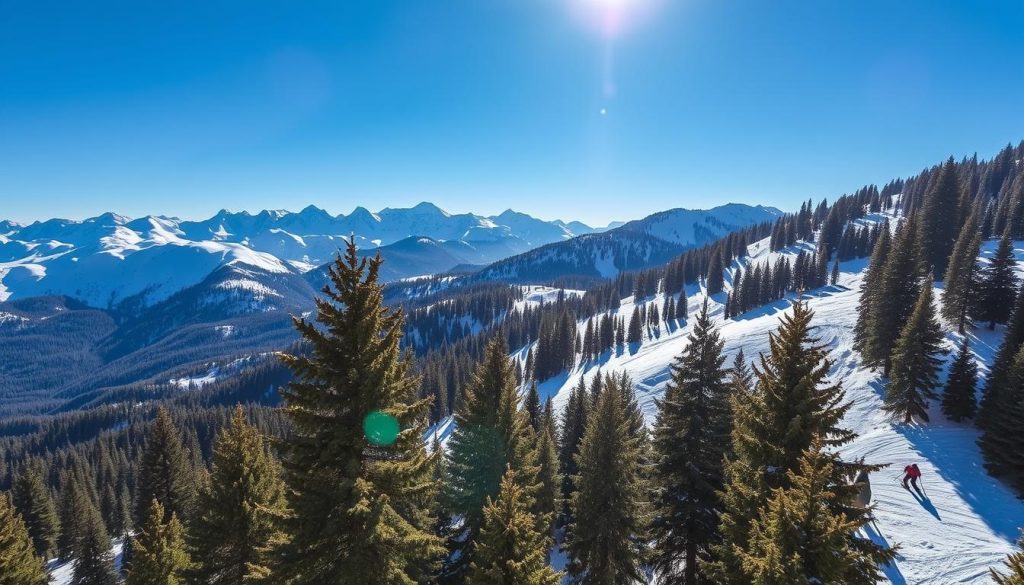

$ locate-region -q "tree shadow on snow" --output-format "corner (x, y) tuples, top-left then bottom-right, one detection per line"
(861, 522), (907, 585)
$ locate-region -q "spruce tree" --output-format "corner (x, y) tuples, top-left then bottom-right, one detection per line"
(884, 275), (946, 423)
(445, 337), (540, 579)
(707, 252), (725, 295)
(189, 406), (287, 584)
(651, 300), (731, 585)
(992, 534), (1024, 585)
(136, 407), (194, 528)
(977, 232), (1019, 329)
(854, 222), (890, 353)
(466, 468), (561, 585)
(865, 218), (920, 373)
(72, 496), (118, 585)
(11, 463), (59, 559)
(126, 499), (191, 585)
(277, 241), (443, 585)
(566, 374), (648, 583)
(941, 213), (981, 332)
(730, 348), (754, 396)
(709, 301), (887, 584)
(535, 402), (562, 536)
(917, 158), (963, 278)
(738, 439), (889, 584)
(979, 345), (1024, 492)
(525, 382), (542, 433)
(0, 494), (47, 585)
(980, 286), (1024, 431)
(559, 379), (590, 509)
(942, 339), (978, 422)
(57, 479), (84, 561)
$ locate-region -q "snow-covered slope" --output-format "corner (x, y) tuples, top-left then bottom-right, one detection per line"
(0, 204), (599, 309)
(471, 203), (782, 284)
(511, 228), (1024, 584)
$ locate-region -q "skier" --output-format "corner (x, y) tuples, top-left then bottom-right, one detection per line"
(902, 463), (922, 493)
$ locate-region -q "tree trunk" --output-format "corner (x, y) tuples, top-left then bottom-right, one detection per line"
(685, 541), (697, 585)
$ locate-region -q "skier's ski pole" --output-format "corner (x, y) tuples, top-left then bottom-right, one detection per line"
(918, 476), (928, 499)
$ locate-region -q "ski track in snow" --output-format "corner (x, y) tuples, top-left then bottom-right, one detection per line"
(507, 232), (1024, 584)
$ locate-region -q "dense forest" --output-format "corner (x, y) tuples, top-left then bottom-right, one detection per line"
(5, 142), (1024, 582)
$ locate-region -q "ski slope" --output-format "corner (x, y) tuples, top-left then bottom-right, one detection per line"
(524, 236), (1024, 584)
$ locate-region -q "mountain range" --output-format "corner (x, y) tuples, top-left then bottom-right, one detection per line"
(0, 201), (778, 416)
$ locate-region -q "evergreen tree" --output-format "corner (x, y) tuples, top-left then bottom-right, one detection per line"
(992, 534), (1024, 585)
(884, 276), (946, 423)
(0, 494), (47, 585)
(189, 406), (287, 584)
(707, 252), (725, 295)
(651, 300), (731, 585)
(978, 233), (1019, 329)
(627, 306), (643, 344)
(730, 348), (754, 396)
(830, 259), (840, 285)
(979, 345), (1024, 492)
(559, 379), (590, 509)
(738, 439), (888, 585)
(566, 374), (648, 583)
(466, 468), (561, 585)
(445, 337), (540, 579)
(126, 500), (191, 585)
(525, 382), (542, 433)
(57, 479), (84, 561)
(941, 213), (982, 332)
(865, 218), (921, 373)
(277, 241), (443, 585)
(942, 339), (978, 422)
(535, 402), (562, 536)
(917, 158), (963, 278)
(11, 464), (59, 559)
(72, 497), (118, 585)
(854, 222), (890, 353)
(709, 301), (887, 584)
(980, 286), (1024, 430)
(136, 407), (194, 528)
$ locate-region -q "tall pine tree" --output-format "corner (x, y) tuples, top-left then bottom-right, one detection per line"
(979, 286), (1024, 431)
(566, 373), (649, 583)
(189, 406), (287, 584)
(0, 494), (47, 585)
(466, 468), (561, 585)
(942, 339), (978, 422)
(977, 232), (1019, 329)
(917, 158), (963, 278)
(738, 439), (891, 584)
(884, 275), (946, 423)
(126, 499), (191, 585)
(445, 337), (541, 580)
(941, 213), (982, 332)
(72, 496), (118, 585)
(11, 463), (59, 559)
(709, 301), (887, 584)
(136, 407), (194, 528)
(278, 240), (443, 585)
(651, 299), (731, 585)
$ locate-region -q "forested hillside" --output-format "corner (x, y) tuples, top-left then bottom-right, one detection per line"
(5, 142), (1024, 583)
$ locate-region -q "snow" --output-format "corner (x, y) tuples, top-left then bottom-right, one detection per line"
(516, 228), (1024, 584)
(48, 538), (124, 585)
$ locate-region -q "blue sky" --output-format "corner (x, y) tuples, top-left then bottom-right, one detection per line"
(2, 0), (1023, 226)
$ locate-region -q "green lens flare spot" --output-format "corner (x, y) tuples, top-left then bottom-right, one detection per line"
(363, 410), (400, 446)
